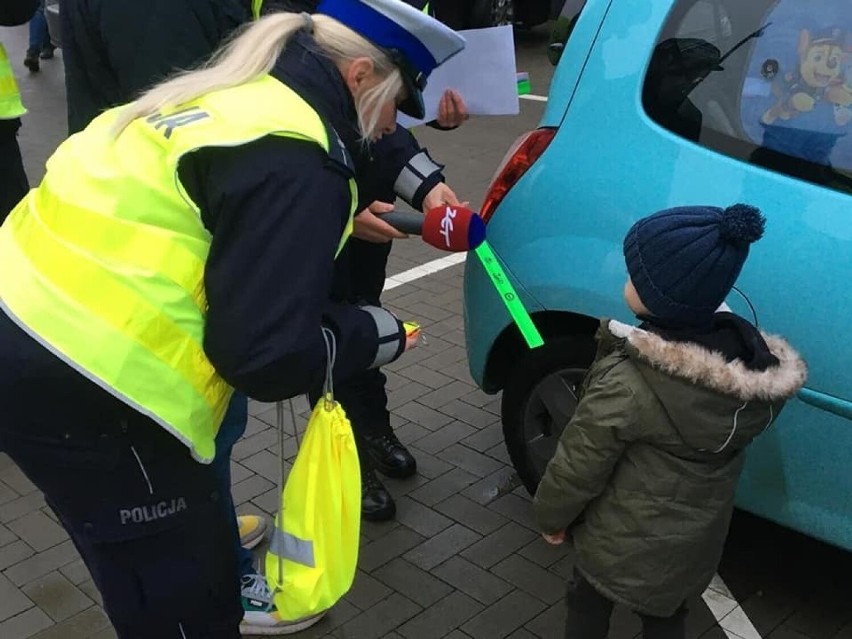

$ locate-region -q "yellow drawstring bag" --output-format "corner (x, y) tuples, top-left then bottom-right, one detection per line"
(264, 329), (361, 622)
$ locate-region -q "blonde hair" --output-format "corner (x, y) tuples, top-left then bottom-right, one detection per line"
(111, 13), (403, 140)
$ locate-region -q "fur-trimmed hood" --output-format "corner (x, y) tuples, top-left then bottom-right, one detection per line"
(608, 320), (807, 402)
(604, 319), (807, 453)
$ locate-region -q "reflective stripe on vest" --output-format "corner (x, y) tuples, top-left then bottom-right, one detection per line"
(0, 43), (26, 119)
(0, 75), (357, 463)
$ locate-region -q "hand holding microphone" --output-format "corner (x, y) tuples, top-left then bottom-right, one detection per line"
(353, 183), (469, 245)
(352, 201), (408, 243)
(381, 205), (486, 253)
(422, 182), (466, 214)
(395, 182), (484, 252)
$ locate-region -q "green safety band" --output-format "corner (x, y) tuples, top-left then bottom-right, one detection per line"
(474, 242), (544, 349)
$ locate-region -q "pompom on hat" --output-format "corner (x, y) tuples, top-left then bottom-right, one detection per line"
(624, 204), (766, 326)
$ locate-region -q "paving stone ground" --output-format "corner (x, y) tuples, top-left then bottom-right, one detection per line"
(2, 21), (852, 639)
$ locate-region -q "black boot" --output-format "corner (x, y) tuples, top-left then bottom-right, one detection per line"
(363, 431), (417, 479)
(361, 466), (396, 522)
(23, 49), (39, 73)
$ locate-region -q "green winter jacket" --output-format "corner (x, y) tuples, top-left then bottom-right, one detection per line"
(533, 319), (806, 617)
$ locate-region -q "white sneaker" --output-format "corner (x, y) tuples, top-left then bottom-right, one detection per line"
(239, 572), (327, 636)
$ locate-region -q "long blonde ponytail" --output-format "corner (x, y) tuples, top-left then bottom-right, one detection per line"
(111, 13), (403, 140)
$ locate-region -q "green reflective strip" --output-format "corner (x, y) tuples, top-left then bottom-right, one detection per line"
(270, 528), (316, 568)
(474, 241), (544, 349)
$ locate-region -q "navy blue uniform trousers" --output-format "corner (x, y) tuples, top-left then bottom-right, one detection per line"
(0, 314), (242, 639)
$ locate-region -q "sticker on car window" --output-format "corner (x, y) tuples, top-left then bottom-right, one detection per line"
(740, 0), (851, 172)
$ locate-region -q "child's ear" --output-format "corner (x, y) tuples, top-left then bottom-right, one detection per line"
(798, 30), (811, 58)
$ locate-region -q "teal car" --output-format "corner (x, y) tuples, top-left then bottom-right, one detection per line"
(464, 0), (852, 550)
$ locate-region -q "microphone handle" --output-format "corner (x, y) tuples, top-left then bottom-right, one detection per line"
(381, 211), (424, 235)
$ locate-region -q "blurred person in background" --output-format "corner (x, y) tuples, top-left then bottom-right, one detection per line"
(23, 0), (54, 72)
(0, 0), (38, 220)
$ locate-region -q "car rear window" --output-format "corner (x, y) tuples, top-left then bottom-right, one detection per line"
(643, 0), (852, 195)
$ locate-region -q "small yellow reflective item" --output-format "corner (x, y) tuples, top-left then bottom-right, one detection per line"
(265, 330), (361, 621)
(403, 321), (421, 339)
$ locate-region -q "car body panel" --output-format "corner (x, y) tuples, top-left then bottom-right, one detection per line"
(464, 0), (852, 549)
(541, 0), (612, 127)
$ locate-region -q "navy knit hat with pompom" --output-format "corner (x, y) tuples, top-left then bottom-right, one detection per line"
(623, 204), (766, 327)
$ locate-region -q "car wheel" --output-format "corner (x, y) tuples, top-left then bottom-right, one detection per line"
(501, 336), (596, 495)
(470, 0), (515, 28)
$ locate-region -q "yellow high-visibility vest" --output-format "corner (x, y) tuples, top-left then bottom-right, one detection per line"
(0, 75), (356, 462)
(0, 43), (26, 119)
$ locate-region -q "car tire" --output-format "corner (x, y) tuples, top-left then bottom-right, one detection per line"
(501, 335), (596, 495)
(470, 0), (515, 28)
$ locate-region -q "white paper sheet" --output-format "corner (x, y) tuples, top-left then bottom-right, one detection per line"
(397, 25), (520, 128)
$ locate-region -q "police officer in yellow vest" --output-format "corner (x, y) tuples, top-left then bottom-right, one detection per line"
(61, 0), (298, 615)
(60, 0), (465, 631)
(0, 0), (38, 220)
(0, 2), (464, 637)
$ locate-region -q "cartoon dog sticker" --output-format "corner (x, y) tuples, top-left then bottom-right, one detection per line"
(762, 28), (852, 126)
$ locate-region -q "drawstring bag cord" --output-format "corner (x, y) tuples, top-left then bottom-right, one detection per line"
(272, 328), (337, 608)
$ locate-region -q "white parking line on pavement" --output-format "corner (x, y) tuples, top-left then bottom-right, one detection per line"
(383, 253), (466, 291)
(520, 94), (549, 102)
(386, 261), (764, 639)
(705, 575), (763, 639)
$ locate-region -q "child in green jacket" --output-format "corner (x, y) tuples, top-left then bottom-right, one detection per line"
(533, 204), (807, 638)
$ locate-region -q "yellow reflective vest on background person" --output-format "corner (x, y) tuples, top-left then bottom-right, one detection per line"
(0, 43), (26, 119)
(0, 75), (356, 463)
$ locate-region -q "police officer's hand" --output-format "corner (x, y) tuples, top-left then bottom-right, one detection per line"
(353, 201), (408, 243)
(437, 90), (469, 129)
(404, 332), (420, 352)
(422, 182), (469, 213)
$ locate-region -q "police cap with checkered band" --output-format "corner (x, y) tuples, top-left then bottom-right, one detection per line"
(316, 0), (466, 119)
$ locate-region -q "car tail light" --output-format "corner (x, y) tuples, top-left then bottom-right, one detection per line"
(480, 127), (556, 223)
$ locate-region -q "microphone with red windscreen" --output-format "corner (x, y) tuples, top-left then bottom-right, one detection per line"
(384, 204), (544, 350)
(381, 206), (486, 252)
